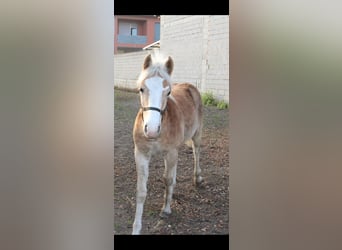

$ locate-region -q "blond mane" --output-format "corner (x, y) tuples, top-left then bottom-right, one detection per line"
(137, 52), (172, 86)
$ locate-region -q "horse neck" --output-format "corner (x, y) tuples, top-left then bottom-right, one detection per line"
(162, 97), (182, 124)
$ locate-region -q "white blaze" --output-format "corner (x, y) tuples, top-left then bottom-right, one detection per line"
(143, 76), (169, 138)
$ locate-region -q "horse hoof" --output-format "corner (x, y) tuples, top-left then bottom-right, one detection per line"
(152, 219), (166, 233)
(159, 211), (171, 218)
(194, 176), (204, 186)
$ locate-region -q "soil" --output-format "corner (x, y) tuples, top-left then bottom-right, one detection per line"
(114, 89), (229, 235)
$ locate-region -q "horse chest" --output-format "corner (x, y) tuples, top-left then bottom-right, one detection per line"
(140, 135), (182, 155)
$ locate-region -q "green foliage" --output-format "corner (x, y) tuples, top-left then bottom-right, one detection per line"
(216, 100), (228, 110)
(201, 91), (217, 106)
(202, 91), (229, 109)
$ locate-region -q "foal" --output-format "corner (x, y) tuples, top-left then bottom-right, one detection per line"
(132, 53), (203, 235)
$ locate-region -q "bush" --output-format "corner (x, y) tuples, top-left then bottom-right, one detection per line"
(201, 92), (217, 106)
(217, 100), (228, 110)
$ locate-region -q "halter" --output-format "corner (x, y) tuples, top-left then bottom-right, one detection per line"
(141, 106), (166, 115)
(141, 105), (167, 123)
(140, 89), (170, 121)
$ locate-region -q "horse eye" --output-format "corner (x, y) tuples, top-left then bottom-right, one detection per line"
(139, 88), (144, 93)
(167, 91), (171, 96)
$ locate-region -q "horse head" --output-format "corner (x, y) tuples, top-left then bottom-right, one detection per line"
(137, 53), (173, 139)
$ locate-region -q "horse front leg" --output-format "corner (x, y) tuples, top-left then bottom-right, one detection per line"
(132, 148), (150, 235)
(160, 149), (178, 218)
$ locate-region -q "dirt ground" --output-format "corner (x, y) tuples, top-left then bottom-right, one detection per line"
(114, 89), (229, 235)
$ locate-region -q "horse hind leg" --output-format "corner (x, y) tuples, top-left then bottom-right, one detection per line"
(192, 129), (203, 186)
(160, 149), (178, 218)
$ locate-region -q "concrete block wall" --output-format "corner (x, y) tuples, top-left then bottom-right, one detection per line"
(205, 16), (229, 101)
(114, 50), (149, 90)
(160, 16), (205, 90)
(160, 15), (229, 102)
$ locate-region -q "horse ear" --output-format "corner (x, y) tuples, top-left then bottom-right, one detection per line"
(165, 56), (174, 75)
(143, 54), (152, 70)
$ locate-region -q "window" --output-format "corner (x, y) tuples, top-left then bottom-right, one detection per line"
(130, 27), (137, 36)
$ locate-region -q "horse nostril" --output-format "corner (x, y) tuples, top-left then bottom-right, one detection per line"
(144, 124), (148, 133)
(157, 125), (160, 133)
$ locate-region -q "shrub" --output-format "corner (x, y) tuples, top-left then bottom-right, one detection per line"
(201, 91), (217, 106)
(216, 100), (228, 110)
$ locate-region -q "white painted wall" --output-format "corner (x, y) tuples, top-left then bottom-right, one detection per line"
(160, 15), (229, 102)
(114, 50), (148, 90)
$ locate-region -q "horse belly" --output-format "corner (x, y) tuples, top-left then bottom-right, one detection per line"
(184, 124), (199, 141)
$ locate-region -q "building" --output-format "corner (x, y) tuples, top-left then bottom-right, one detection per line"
(114, 15), (229, 102)
(114, 15), (160, 54)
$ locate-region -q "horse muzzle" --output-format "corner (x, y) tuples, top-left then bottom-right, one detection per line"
(141, 106), (164, 139)
(143, 123), (161, 139)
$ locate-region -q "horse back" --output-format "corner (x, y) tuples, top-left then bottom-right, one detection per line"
(170, 83), (203, 139)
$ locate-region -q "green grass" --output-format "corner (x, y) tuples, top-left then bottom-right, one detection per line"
(201, 91), (228, 109)
(201, 91), (217, 106)
(216, 100), (228, 110)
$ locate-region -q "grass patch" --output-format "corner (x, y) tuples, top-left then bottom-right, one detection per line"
(216, 100), (228, 110)
(202, 91), (228, 109)
(201, 91), (217, 106)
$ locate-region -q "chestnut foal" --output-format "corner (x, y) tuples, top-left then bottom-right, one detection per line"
(132, 53), (203, 234)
